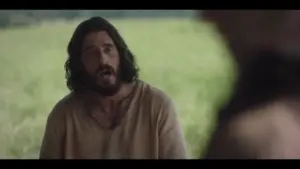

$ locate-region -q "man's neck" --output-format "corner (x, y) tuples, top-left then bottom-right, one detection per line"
(85, 81), (136, 107)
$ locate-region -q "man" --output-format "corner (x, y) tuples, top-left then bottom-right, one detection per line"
(39, 17), (187, 159)
(201, 10), (300, 159)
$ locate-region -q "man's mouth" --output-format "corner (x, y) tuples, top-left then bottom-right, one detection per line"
(98, 69), (113, 78)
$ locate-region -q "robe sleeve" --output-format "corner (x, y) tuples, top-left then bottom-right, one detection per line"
(39, 101), (67, 159)
(158, 97), (188, 159)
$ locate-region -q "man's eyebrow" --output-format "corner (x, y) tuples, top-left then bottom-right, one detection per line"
(103, 42), (114, 47)
(82, 43), (114, 52)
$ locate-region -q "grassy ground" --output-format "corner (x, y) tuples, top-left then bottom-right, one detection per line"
(0, 18), (236, 159)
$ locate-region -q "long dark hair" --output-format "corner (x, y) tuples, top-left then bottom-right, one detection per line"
(64, 17), (139, 92)
(218, 50), (300, 125)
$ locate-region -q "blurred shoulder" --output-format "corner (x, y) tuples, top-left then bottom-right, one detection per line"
(230, 101), (297, 134)
(205, 101), (296, 159)
(228, 101), (300, 147)
(227, 100), (300, 158)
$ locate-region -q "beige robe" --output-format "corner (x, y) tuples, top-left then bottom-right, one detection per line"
(39, 80), (188, 159)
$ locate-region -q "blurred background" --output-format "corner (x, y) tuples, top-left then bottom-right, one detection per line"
(0, 10), (236, 158)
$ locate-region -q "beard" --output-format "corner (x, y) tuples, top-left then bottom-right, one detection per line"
(83, 64), (122, 96)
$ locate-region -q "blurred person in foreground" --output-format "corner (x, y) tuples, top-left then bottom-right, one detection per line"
(39, 17), (187, 159)
(202, 10), (300, 159)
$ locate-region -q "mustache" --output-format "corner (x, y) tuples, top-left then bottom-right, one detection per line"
(95, 65), (115, 75)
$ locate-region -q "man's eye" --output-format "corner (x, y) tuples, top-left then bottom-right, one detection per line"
(104, 47), (112, 54)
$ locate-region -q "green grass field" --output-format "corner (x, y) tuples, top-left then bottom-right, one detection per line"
(0, 18), (236, 159)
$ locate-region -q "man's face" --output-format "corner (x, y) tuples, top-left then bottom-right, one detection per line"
(81, 30), (121, 96)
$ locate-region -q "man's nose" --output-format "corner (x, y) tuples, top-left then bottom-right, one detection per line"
(97, 50), (109, 64)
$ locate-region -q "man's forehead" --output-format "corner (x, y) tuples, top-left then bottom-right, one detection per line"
(82, 31), (114, 49)
(83, 31), (113, 43)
